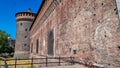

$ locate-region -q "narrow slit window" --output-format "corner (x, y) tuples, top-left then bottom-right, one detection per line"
(25, 28), (27, 31)
(36, 39), (39, 53)
(20, 23), (23, 26)
(31, 43), (33, 53)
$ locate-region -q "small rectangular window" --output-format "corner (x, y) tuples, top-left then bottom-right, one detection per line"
(69, 48), (71, 52)
(25, 28), (27, 31)
(73, 50), (77, 54)
(24, 36), (27, 38)
(24, 44), (26, 46)
(20, 23), (23, 25)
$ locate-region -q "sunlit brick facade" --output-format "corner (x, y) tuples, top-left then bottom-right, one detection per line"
(30, 0), (120, 67)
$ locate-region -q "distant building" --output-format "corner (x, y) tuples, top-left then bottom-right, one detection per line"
(8, 38), (15, 47)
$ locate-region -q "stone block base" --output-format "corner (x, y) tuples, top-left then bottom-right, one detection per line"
(14, 51), (29, 59)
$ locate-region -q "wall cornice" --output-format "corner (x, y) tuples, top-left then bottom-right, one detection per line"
(30, 0), (61, 36)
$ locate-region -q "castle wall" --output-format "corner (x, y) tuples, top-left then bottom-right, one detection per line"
(30, 0), (120, 67)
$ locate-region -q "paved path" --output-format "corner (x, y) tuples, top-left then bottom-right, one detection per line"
(40, 64), (88, 68)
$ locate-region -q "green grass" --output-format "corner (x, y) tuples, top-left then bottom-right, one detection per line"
(0, 57), (37, 68)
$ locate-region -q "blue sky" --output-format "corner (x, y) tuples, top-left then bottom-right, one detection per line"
(0, 0), (43, 38)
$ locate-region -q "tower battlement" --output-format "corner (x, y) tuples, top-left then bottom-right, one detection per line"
(15, 12), (36, 22)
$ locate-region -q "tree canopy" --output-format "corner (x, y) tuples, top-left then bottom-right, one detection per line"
(0, 30), (10, 46)
(0, 30), (14, 53)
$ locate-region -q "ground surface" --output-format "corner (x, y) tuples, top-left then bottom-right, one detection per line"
(40, 64), (88, 68)
(0, 57), (88, 68)
(0, 57), (35, 68)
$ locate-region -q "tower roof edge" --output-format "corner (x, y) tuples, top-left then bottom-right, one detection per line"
(15, 12), (36, 17)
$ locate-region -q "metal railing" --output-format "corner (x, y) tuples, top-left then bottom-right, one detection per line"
(0, 56), (106, 68)
(0, 56), (74, 68)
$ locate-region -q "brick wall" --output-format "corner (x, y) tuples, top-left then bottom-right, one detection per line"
(30, 0), (120, 67)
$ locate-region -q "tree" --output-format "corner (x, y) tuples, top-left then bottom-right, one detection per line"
(0, 45), (14, 53)
(0, 30), (14, 53)
(0, 30), (10, 46)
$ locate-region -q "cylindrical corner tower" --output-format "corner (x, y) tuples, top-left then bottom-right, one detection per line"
(14, 9), (36, 59)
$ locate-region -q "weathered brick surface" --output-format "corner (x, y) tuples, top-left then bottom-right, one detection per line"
(30, 0), (120, 67)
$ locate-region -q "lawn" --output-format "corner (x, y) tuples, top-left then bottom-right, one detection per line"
(0, 57), (36, 68)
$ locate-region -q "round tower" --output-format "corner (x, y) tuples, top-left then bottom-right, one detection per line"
(14, 9), (36, 59)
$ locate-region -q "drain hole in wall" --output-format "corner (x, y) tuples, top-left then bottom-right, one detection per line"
(93, 14), (96, 16)
(116, 11), (118, 15)
(24, 44), (27, 46)
(101, 3), (104, 5)
(114, 8), (117, 11)
(85, 1), (87, 3)
(104, 35), (107, 37)
(98, 20), (100, 23)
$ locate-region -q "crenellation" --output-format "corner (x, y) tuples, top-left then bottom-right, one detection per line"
(16, 12), (35, 22)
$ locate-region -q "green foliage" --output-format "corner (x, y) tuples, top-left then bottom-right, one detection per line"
(0, 45), (14, 53)
(0, 30), (14, 53)
(0, 30), (10, 46)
